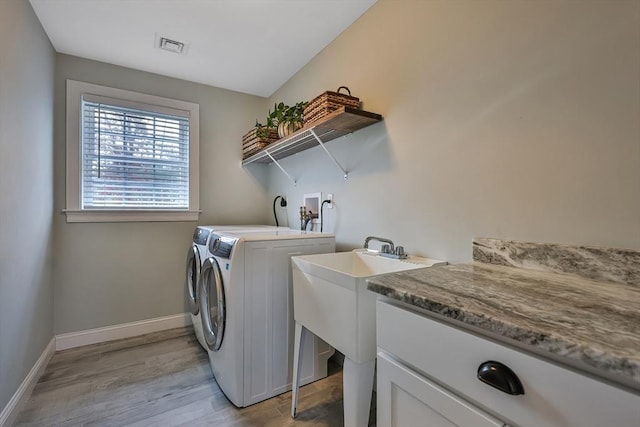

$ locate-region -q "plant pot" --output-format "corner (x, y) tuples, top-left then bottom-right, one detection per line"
(277, 120), (303, 138)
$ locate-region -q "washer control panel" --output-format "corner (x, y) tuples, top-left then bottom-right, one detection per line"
(208, 234), (236, 259)
(193, 227), (210, 245)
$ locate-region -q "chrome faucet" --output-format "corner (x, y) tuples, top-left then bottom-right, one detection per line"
(363, 236), (408, 259)
(364, 236), (395, 252)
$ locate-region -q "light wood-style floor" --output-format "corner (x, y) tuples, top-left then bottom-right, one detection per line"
(15, 327), (375, 426)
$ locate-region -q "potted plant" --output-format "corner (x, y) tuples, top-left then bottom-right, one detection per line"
(242, 100), (308, 159)
(242, 117), (278, 159)
(275, 101), (305, 138)
(257, 101), (309, 138)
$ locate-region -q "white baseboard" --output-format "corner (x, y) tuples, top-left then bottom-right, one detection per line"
(55, 313), (191, 351)
(0, 337), (55, 427)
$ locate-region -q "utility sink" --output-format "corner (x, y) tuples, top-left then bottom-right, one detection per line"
(290, 249), (446, 426)
(292, 250), (445, 363)
(295, 250), (434, 287)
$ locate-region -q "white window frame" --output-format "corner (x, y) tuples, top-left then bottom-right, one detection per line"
(65, 80), (200, 223)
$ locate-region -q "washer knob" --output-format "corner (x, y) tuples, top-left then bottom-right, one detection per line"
(210, 238), (220, 252)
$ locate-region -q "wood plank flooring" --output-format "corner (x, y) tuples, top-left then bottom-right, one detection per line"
(15, 327), (376, 426)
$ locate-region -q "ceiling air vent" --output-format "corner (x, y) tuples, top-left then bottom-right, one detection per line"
(155, 34), (189, 55)
(159, 37), (184, 53)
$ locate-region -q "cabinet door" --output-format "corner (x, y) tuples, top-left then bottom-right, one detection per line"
(377, 352), (504, 427)
(243, 239), (335, 405)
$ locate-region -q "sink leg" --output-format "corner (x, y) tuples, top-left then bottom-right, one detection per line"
(291, 321), (307, 418)
(343, 357), (375, 427)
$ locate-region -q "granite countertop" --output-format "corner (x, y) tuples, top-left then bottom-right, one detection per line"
(367, 238), (640, 391)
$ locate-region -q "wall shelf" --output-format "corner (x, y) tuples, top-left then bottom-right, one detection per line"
(242, 106), (383, 184)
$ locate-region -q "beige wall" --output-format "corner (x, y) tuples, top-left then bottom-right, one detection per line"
(53, 55), (270, 334)
(267, 0), (640, 262)
(0, 0), (55, 413)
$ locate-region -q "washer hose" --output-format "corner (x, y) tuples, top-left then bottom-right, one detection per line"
(320, 199), (331, 232)
(273, 195), (286, 226)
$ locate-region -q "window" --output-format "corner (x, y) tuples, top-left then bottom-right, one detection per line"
(65, 80), (199, 222)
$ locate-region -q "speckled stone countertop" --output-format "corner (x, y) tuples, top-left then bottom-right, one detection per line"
(367, 238), (640, 391)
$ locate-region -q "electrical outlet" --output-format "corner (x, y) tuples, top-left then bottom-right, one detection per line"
(327, 193), (333, 209)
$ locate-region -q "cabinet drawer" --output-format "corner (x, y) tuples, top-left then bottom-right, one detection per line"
(377, 300), (640, 427)
(377, 351), (504, 427)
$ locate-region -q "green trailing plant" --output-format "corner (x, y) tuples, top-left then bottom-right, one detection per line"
(283, 101), (307, 125)
(254, 120), (271, 139)
(254, 101), (308, 138)
(271, 102), (287, 125)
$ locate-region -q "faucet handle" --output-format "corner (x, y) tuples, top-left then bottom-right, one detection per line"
(395, 246), (407, 258)
(381, 244), (391, 254)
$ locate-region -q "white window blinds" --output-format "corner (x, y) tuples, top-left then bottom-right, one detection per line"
(81, 95), (190, 209)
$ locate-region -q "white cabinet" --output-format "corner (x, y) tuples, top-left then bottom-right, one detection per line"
(377, 352), (504, 427)
(376, 299), (640, 427)
(241, 238), (335, 405)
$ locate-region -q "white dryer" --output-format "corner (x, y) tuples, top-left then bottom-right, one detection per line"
(198, 229), (335, 407)
(185, 225), (280, 350)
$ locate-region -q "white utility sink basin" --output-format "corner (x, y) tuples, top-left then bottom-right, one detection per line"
(291, 249), (446, 426)
(295, 249), (433, 285)
(293, 250), (440, 362)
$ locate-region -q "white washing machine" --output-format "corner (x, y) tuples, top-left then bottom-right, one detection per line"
(198, 229), (335, 407)
(185, 225), (280, 350)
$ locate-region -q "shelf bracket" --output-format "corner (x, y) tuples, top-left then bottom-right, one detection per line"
(266, 151), (297, 186)
(310, 129), (348, 180)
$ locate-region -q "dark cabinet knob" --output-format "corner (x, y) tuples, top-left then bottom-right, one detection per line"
(477, 361), (525, 395)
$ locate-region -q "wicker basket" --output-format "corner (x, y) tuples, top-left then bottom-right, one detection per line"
(303, 86), (360, 125)
(242, 127), (278, 159)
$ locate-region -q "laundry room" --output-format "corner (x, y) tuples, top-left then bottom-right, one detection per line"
(1, 0), (639, 426)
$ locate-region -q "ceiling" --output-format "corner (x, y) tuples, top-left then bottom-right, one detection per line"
(29, 0), (376, 97)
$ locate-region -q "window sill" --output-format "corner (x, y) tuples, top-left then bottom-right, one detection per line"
(63, 209), (201, 223)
